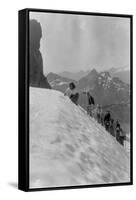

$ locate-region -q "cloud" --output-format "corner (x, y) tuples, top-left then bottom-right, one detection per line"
(30, 12), (130, 74)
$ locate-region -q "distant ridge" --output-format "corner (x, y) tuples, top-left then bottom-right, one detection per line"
(59, 70), (91, 81)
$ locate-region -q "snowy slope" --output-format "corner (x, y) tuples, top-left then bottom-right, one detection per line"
(30, 87), (130, 188)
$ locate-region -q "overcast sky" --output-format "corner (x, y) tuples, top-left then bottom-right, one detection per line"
(30, 12), (130, 74)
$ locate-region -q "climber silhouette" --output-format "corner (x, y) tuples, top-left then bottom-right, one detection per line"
(64, 82), (79, 105)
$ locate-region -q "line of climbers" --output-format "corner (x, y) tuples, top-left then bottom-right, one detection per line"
(64, 82), (126, 146)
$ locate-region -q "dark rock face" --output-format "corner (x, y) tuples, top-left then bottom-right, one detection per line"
(29, 19), (51, 89)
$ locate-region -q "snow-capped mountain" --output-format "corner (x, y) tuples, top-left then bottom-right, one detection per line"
(109, 66), (130, 84)
(47, 72), (77, 93)
(30, 87), (130, 188)
(77, 69), (129, 105)
(77, 69), (130, 132)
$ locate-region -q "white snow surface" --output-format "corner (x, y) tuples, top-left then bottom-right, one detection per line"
(30, 87), (130, 188)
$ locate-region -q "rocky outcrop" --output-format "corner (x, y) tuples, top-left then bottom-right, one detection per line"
(29, 19), (51, 89)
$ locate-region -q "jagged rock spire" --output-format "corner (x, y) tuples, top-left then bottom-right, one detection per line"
(29, 19), (51, 89)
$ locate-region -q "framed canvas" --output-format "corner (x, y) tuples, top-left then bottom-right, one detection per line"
(18, 8), (133, 192)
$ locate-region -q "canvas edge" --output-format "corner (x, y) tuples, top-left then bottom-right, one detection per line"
(18, 9), (29, 192)
(18, 8), (133, 192)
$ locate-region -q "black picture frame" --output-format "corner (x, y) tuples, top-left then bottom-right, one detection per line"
(18, 8), (133, 192)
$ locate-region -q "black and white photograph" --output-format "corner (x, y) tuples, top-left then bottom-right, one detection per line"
(28, 10), (132, 189)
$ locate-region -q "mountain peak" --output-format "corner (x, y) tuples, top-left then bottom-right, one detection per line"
(86, 69), (98, 80)
(100, 71), (111, 77)
(90, 68), (98, 75)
